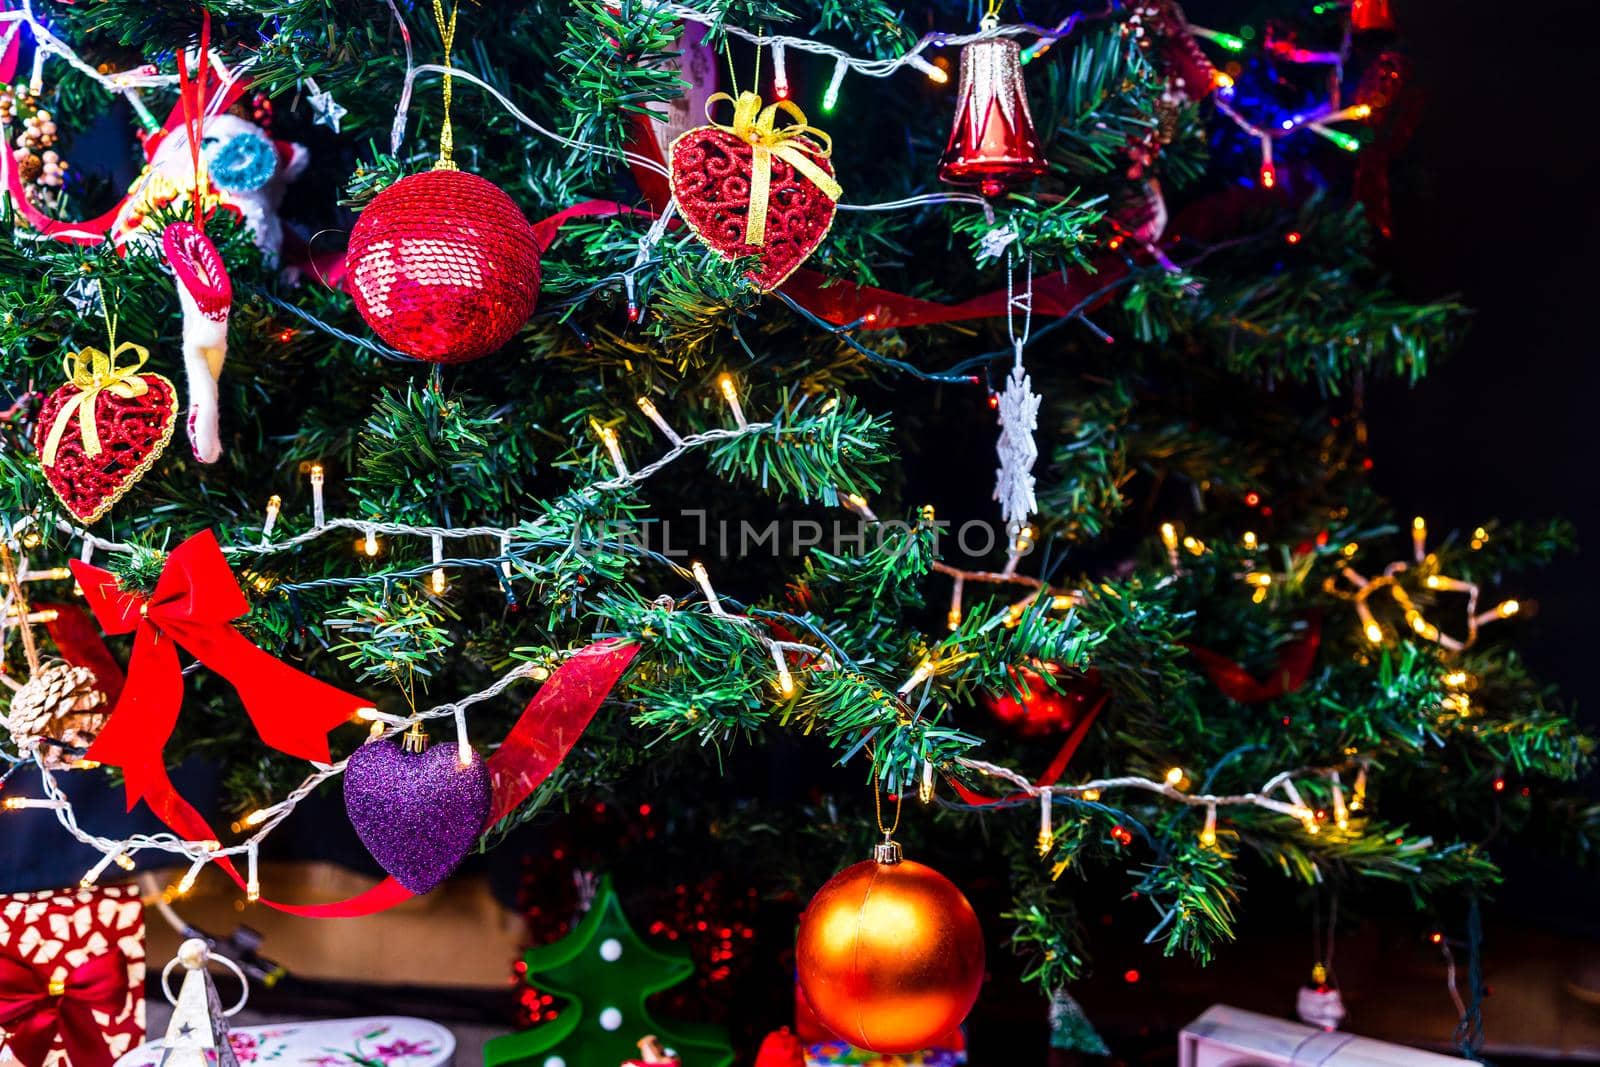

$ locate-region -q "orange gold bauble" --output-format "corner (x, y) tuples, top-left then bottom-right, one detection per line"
(795, 845), (985, 1054)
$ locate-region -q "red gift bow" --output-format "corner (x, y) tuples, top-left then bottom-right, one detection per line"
(0, 946), (130, 1067)
(69, 529), (369, 812)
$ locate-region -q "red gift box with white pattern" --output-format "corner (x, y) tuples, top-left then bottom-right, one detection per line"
(0, 883), (145, 1067)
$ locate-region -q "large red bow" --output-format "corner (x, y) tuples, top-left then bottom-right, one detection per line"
(70, 529), (368, 811)
(0, 947), (130, 1067)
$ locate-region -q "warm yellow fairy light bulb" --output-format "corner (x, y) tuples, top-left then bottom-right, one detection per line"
(1081, 788), (1102, 802)
(1342, 541), (1360, 557)
(1165, 766), (1185, 787)
(1200, 805), (1218, 847)
(1496, 599), (1520, 617)
(1160, 523), (1178, 550)
(114, 852), (136, 870)
(1443, 670), (1469, 688)
(1245, 572), (1272, 587)
(1364, 621), (1384, 644)
(1242, 531), (1258, 551)
(363, 529), (379, 557)
(176, 863), (203, 896)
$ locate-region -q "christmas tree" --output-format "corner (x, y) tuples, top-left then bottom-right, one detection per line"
(0, 0), (1592, 1055)
(487, 877), (734, 1067)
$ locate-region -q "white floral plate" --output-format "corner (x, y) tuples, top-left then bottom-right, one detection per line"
(114, 1017), (455, 1067)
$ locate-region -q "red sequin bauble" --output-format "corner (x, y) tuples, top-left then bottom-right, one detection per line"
(796, 854), (985, 1054)
(347, 169), (541, 363)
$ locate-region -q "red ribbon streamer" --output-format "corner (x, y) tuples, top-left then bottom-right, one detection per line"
(1185, 614), (1322, 703)
(67, 538), (640, 918)
(170, 638), (640, 917)
(175, 12), (212, 231)
(70, 530), (369, 811)
(35, 601), (126, 707)
(0, 947), (129, 1067)
(948, 675), (1107, 808)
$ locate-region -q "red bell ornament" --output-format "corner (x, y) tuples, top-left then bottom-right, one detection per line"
(938, 21), (1048, 196)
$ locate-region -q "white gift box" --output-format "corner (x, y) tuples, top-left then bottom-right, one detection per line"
(114, 1017), (455, 1067)
(1181, 1005), (1462, 1067)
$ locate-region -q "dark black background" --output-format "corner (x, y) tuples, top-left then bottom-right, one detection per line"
(1365, 0), (1600, 928)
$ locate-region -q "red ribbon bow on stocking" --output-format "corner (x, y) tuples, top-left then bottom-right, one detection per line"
(0, 947), (129, 1067)
(69, 529), (368, 812)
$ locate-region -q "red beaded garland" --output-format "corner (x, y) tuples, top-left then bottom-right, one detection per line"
(346, 169), (541, 363)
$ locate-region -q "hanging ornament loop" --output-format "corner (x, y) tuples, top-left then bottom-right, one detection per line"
(872, 776), (904, 864)
(40, 342), (152, 466)
(430, 0), (460, 170)
(159, 940), (249, 1017)
(703, 91), (841, 246)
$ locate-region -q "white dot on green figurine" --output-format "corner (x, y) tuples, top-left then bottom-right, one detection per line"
(599, 1007), (623, 1031)
(599, 937), (623, 961)
(543, 1058), (565, 1067)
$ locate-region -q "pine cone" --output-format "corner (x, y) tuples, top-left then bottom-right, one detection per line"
(5, 662), (108, 770)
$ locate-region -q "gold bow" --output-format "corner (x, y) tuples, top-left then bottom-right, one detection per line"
(705, 91), (843, 247)
(42, 342), (153, 467)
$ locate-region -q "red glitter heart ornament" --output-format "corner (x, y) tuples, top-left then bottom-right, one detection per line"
(669, 92), (841, 292)
(33, 345), (178, 524)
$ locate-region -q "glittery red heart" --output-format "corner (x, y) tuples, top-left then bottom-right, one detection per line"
(669, 126), (837, 292)
(33, 373), (178, 524)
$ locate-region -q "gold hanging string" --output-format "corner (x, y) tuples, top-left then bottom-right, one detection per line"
(722, 37), (741, 96)
(984, 0), (1005, 22)
(873, 774), (903, 841)
(431, 0), (460, 170)
(1, 543), (43, 677)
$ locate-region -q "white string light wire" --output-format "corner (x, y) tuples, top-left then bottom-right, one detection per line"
(3, 387), (842, 895)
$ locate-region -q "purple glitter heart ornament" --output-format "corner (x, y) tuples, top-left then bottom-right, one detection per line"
(343, 737), (492, 894)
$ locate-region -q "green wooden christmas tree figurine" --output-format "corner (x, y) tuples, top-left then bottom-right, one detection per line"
(485, 876), (734, 1067)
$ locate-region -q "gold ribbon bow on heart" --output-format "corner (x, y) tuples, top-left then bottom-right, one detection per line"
(706, 91), (843, 247)
(41, 342), (153, 467)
